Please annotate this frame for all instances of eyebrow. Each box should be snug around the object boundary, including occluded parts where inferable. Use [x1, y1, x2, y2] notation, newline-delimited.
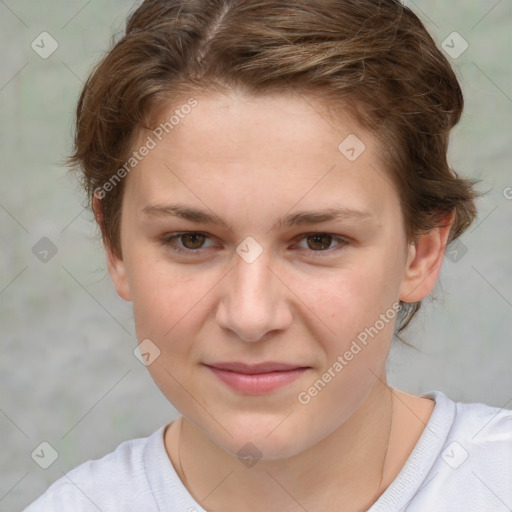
[278, 207, 373, 226]
[142, 203, 373, 231]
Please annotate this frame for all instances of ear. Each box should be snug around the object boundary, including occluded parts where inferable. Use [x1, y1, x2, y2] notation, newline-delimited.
[93, 196, 131, 302]
[399, 210, 456, 303]
[105, 243, 131, 302]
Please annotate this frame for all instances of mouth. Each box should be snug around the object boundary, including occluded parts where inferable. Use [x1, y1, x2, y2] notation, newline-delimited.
[203, 362, 311, 394]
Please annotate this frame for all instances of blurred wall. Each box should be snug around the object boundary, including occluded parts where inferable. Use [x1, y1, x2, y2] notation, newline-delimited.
[1, 1, 511, 509]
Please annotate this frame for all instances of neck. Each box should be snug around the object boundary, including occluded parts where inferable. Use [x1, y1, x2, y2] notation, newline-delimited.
[166, 380, 396, 512]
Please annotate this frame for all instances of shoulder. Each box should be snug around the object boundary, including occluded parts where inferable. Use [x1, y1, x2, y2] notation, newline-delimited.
[23, 427, 164, 512]
[450, 396, 512, 450]
[429, 391, 512, 465]
[424, 390, 512, 448]
[423, 392, 512, 506]
[449, 397, 512, 471]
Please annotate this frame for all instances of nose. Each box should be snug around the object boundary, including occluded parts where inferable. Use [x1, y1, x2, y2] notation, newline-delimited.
[215, 246, 293, 342]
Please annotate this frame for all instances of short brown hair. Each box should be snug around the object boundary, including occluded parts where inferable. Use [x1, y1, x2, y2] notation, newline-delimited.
[68, 0, 483, 340]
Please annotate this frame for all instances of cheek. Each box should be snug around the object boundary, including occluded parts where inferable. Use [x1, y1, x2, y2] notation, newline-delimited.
[303, 262, 395, 331]
[127, 262, 209, 407]
[126, 248, 224, 363]
[129, 269, 202, 340]
[122, 238, 192, 327]
[298, 278, 397, 420]
[304, 261, 399, 371]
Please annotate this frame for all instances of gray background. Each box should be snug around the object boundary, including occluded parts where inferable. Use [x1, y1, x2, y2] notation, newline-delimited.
[1, 1, 511, 510]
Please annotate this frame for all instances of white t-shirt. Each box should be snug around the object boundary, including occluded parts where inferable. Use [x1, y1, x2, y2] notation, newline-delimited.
[23, 390, 512, 511]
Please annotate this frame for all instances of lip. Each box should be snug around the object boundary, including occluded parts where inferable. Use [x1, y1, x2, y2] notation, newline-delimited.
[204, 362, 310, 394]
[206, 361, 308, 374]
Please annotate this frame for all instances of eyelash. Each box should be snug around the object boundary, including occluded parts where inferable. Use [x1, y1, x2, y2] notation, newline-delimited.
[159, 231, 350, 258]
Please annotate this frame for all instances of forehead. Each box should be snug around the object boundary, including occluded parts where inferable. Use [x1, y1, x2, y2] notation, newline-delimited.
[126, 90, 400, 223]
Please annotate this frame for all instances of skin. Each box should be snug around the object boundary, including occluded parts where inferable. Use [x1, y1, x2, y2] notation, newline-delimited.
[100, 89, 453, 511]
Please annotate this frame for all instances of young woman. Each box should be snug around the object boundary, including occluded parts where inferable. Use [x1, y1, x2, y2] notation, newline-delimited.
[24, 0, 511, 510]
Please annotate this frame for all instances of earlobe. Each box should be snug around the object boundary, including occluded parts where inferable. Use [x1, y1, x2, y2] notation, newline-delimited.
[399, 211, 455, 303]
[93, 196, 131, 302]
[105, 244, 132, 302]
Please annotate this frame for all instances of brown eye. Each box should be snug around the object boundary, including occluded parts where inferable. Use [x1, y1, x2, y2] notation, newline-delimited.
[305, 234, 334, 251]
[294, 233, 349, 257]
[160, 232, 215, 255]
[179, 233, 206, 249]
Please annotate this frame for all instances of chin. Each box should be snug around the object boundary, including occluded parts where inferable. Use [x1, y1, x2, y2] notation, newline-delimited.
[208, 414, 316, 462]
[223, 434, 308, 463]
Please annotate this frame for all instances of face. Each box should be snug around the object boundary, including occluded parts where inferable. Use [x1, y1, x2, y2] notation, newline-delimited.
[105, 90, 441, 460]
